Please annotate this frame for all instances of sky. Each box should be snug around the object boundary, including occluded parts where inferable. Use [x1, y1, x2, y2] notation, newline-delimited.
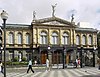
[0, 0, 100, 30]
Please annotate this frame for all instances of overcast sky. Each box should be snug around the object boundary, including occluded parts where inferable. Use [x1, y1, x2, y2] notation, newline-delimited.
[0, 0, 100, 29]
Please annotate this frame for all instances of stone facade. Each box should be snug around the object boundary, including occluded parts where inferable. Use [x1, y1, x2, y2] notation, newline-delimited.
[0, 16, 98, 66]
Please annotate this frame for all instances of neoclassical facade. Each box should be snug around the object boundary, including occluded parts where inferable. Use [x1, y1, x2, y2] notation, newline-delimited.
[0, 16, 98, 66]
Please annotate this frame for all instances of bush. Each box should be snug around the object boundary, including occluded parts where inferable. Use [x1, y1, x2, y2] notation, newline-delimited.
[22, 57, 27, 61]
[6, 61, 12, 65]
[13, 57, 18, 62]
[12, 62, 19, 65]
[6, 61, 28, 66]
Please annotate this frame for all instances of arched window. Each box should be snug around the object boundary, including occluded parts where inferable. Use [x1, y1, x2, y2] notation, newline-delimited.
[82, 35, 86, 45]
[88, 35, 92, 45]
[17, 33, 22, 44]
[40, 31, 47, 44]
[9, 32, 14, 44]
[76, 35, 80, 45]
[62, 32, 69, 45]
[52, 32, 58, 44]
[26, 33, 30, 44]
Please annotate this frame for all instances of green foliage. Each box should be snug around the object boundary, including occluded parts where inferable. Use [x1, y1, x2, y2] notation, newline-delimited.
[12, 62, 28, 65]
[13, 57, 18, 62]
[6, 61, 12, 65]
[22, 57, 27, 61]
[6, 61, 28, 65]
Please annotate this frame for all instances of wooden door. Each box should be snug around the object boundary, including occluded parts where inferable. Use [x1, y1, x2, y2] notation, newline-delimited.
[66, 53, 69, 64]
[53, 52, 60, 64]
[41, 53, 47, 64]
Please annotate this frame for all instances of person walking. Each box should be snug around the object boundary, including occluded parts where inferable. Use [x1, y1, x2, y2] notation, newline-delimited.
[0, 61, 3, 74]
[46, 58, 49, 71]
[78, 59, 80, 68]
[27, 59, 34, 73]
[75, 59, 78, 68]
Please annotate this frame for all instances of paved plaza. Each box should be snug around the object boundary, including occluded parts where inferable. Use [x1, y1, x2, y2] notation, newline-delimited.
[0, 67, 100, 77]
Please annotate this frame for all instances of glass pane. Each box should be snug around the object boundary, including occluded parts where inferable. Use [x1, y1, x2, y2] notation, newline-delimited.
[82, 35, 86, 45]
[26, 34, 30, 44]
[9, 33, 14, 44]
[18, 33, 22, 44]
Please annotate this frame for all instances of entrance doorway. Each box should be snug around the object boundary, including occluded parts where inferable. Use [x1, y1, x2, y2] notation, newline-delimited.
[41, 51, 47, 64]
[52, 51, 62, 64]
[66, 53, 70, 64]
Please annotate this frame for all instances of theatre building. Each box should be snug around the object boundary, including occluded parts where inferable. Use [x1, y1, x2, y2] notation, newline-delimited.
[0, 15, 98, 66]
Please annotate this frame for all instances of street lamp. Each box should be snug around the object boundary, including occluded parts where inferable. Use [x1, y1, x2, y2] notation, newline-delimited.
[93, 47, 96, 67]
[48, 46, 52, 69]
[48, 45, 51, 50]
[80, 47, 83, 68]
[63, 46, 66, 69]
[0, 47, 3, 60]
[0, 10, 8, 77]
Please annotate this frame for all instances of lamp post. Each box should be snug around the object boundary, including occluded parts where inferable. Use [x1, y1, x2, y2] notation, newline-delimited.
[83, 52, 86, 67]
[48, 46, 52, 69]
[0, 47, 3, 60]
[0, 48, 2, 60]
[93, 47, 96, 67]
[0, 10, 8, 77]
[80, 47, 83, 68]
[63, 46, 66, 69]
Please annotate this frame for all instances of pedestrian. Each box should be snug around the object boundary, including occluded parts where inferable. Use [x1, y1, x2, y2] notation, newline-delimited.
[0, 61, 3, 74]
[97, 58, 100, 70]
[27, 59, 34, 73]
[75, 59, 78, 68]
[78, 59, 80, 68]
[46, 58, 49, 71]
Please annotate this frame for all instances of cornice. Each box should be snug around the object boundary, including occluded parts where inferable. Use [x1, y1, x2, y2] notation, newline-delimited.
[75, 27, 98, 33]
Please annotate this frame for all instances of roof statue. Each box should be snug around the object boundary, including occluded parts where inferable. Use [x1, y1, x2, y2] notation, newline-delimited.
[71, 14, 74, 23]
[52, 3, 57, 17]
[33, 11, 36, 21]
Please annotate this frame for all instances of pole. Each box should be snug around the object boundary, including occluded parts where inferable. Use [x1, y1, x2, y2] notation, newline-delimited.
[48, 51, 52, 69]
[63, 47, 66, 69]
[3, 19, 6, 77]
[48, 46, 52, 70]
[63, 50, 64, 69]
[80, 47, 83, 68]
[93, 51, 95, 67]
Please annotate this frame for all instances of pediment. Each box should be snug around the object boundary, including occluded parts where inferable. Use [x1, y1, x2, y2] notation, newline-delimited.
[42, 20, 66, 25]
[32, 17, 73, 26]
